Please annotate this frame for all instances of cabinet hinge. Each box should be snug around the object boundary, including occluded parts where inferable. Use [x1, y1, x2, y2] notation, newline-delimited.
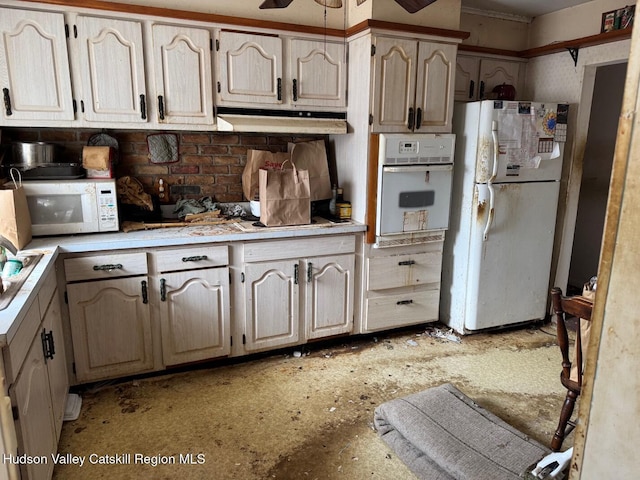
[371, 44, 376, 56]
[230, 336, 233, 347]
[229, 271, 232, 284]
[65, 24, 69, 38]
[11, 406, 18, 421]
[64, 291, 68, 304]
[369, 114, 373, 126]
[217, 82, 221, 94]
[242, 334, 246, 345]
[210, 38, 214, 51]
[72, 362, 76, 375]
[73, 25, 78, 39]
[72, 99, 77, 113]
[216, 39, 220, 51]
[241, 272, 245, 283]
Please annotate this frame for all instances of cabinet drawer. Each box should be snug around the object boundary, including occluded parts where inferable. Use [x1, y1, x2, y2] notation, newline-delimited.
[64, 253, 148, 282]
[244, 235, 355, 262]
[154, 246, 229, 272]
[368, 251, 442, 290]
[365, 289, 440, 332]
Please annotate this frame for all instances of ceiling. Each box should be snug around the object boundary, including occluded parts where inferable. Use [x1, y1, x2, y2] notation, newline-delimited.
[460, 0, 594, 19]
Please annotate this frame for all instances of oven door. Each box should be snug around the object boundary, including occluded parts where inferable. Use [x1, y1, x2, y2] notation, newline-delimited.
[377, 164, 453, 236]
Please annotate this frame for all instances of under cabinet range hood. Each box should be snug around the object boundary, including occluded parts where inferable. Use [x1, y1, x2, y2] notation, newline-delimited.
[215, 108, 348, 134]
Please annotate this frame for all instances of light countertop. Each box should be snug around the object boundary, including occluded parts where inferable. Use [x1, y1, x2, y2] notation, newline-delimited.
[0, 218, 365, 346]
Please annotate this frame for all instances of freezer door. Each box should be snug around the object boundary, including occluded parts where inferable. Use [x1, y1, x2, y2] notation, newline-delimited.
[475, 101, 564, 183]
[464, 181, 560, 331]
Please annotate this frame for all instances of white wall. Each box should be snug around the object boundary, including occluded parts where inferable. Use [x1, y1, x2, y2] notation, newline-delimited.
[528, 0, 637, 48]
[459, 13, 529, 50]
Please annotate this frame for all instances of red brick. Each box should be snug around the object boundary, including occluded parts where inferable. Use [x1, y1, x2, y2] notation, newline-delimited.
[212, 134, 240, 144]
[213, 156, 241, 165]
[135, 165, 169, 175]
[182, 133, 211, 144]
[201, 145, 229, 155]
[183, 155, 213, 165]
[171, 165, 199, 174]
[240, 136, 268, 146]
[201, 165, 230, 175]
[215, 174, 241, 184]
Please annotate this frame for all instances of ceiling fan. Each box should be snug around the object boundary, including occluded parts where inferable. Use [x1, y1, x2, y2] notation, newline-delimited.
[259, 0, 438, 14]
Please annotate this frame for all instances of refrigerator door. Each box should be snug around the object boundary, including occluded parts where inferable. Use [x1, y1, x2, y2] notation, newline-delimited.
[475, 100, 564, 184]
[463, 180, 560, 331]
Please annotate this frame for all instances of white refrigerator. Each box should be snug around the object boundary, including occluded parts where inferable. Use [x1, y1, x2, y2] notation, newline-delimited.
[440, 100, 569, 334]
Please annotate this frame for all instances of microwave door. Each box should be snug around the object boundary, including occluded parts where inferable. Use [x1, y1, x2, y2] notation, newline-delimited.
[377, 164, 453, 236]
[27, 189, 100, 236]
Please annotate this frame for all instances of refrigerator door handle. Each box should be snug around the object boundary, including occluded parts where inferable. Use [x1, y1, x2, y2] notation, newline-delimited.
[483, 122, 500, 241]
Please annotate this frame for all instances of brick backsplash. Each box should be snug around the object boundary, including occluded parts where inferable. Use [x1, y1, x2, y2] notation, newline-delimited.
[1, 128, 326, 203]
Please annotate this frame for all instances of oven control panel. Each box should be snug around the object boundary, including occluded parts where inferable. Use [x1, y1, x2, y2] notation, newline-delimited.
[381, 133, 455, 166]
[398, 140, 419, 155]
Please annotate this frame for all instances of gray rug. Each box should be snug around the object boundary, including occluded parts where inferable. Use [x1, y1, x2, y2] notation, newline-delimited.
[374, 383, 550, 480]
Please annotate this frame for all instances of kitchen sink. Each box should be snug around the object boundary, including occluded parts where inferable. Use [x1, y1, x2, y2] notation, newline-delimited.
[0, 254, 43, 311]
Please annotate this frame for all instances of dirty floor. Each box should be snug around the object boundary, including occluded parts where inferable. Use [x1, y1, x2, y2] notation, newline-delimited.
[54, 322, 572, 480]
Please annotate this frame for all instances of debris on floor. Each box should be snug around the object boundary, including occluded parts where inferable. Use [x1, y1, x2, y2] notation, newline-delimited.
[424, 326, 462, 343]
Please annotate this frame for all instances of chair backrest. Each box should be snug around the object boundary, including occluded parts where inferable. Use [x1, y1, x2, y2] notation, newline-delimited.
[550, 287, 594, 390]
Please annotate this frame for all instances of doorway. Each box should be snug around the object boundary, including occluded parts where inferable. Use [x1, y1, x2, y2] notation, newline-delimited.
[567, 62, 628, 293]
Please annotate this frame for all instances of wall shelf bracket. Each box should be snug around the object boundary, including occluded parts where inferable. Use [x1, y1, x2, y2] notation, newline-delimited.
[567, 47, 579, 66]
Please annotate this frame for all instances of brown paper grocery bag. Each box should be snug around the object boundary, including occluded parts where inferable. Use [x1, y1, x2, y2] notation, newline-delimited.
[0, 169, 32, 250]
[242, 150, 291, 201]
[288, 140, 332, 201]
[259, 162, 310, 226]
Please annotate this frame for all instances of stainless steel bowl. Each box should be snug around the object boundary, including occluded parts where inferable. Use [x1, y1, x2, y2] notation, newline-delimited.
[11, 142, 59, 167]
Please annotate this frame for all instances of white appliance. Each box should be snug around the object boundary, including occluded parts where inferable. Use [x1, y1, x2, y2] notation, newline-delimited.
[22, 179, 119, 236]
[441, 100, 569, 333]
[375, 133, 455, 246]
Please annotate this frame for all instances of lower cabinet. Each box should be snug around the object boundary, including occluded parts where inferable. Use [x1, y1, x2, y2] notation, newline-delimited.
[362, 240, 444, 333]
[241, 237, 356, 353]
[6, 269, 69, 480]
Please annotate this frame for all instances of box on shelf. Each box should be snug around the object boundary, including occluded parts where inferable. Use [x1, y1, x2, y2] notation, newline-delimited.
[82, 146, 114, 179]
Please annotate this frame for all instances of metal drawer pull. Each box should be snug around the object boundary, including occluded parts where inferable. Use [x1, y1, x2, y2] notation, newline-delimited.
[93, 263, 123, 271]
[3, 88, 12, 116]
[160, 278, 166, 302]
[307, 262, 313, 282]
[141, 280, 148, 304]
[396, 299, 414, 305]
[294, 264, 299, 285]
[398, 260, 416, 266]
[41, 328, 55, 361]
[182, 255, 208, 262]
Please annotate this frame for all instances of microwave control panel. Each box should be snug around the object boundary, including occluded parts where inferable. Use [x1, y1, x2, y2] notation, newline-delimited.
[97, 183, 119, 231]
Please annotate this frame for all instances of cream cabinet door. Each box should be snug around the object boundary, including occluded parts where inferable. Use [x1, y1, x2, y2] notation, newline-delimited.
[42, 291, 69, 440]
[67, 276, 153, 382]
[289, 38, 346, 108]
[414, 41, 456, 132]
[477, 58, 522, 100]
[76, 16, 148, 123]
[11, 332, 56, 480]
[0, 8, 74, 122]
[454, 55, 480, 101]
[151, 24, 214, 125]
[216, 31, 283, 106]
[243, 260, 299, 352]
[306, 254, 354, 340]
[371, 36, 417, 132]
[157, 268, 230, 366]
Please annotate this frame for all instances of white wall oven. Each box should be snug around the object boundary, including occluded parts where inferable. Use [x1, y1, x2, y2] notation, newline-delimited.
[375, 134, 455, 246]
[22, 179, 119, 236]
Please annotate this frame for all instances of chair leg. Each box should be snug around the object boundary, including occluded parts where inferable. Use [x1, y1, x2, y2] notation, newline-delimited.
[551, 390, 579, 451]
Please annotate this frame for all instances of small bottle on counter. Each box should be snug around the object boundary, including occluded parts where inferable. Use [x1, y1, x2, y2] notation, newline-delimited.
[329, 185, 338, 216]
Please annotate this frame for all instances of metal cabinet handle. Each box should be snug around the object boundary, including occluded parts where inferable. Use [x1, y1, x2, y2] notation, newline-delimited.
[160, 278, 166, 302]
[158, 95, 165, 120]
[292, 79, 298, 102]
[277, 78, 282, 101]
[416, 108, 423, 130]
[182, 255, 208, 262]
[398, 260, 416, 266]
[3, 88, 12, 116]
[142, 280, 149, 304]
[140, 94, 147, 119]
[41, 328, 55, 362]
[93, 264, 123, 271]
[307, 262, 312, 282]
[294, 264, 299, 285]
[469, 80, 475, 99]
[408, 107, 415, 130]
[396, 299, 414, 305]
[479, 81, 485, 100]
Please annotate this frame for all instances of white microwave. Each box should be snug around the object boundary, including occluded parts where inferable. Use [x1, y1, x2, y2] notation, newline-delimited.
[22, 179, 119, 236]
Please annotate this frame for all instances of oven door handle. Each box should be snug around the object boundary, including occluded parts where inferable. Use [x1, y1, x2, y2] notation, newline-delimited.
[382, 164, 452, 173]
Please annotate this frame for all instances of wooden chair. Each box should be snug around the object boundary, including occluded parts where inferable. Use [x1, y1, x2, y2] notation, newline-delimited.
[550, 286, 594, 451]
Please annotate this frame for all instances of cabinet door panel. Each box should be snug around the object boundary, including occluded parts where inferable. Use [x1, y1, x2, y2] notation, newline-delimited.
[289, 38, 345, 108]
[478, 59, 520, 100]
[372, 37, 416, 132]
[454, 55, 480, 101]
[0, 8, 74, 122]
[77, 16, 147, 123]
[415, 42, 455, 132]
[151, 24, 213, 124]
[159, 268, 230, 365]
[217, 31, 282, 106]
[306, 254, 354, 339]
[67, 277, 153, 382]
[244, 261, 299, 352]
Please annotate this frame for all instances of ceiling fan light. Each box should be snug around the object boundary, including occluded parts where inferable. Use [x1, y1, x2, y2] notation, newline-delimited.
[314, 0, 343, 8]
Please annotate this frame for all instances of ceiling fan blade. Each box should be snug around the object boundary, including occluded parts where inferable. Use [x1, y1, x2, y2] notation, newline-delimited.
[394, 0, 438, 13]
[259, 0, 295, 9]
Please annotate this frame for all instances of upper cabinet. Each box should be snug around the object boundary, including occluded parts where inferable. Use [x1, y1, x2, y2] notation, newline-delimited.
[75, 16, 148, 123]
[0, 8, 74, 123]
[371, 36, 456, 133]
[150, 24, 214, 125]
[454, 54, 526, 102]
[216, 30, 346, 110]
